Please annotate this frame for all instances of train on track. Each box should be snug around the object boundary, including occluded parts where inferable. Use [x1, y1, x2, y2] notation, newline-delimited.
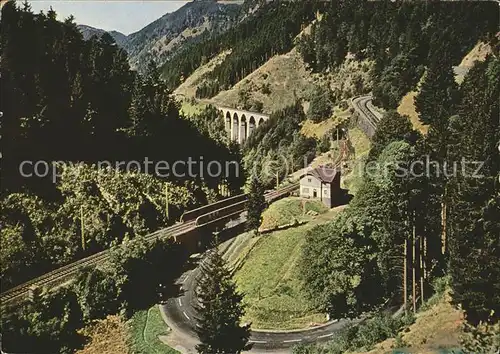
[181, 193, 247, 223]
[194, 182, 299, 227]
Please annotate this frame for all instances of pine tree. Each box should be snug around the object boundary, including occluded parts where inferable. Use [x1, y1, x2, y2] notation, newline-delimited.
[415, 43, 459, 160]
[447, 57, 500, 326]
[413, 46, 460, 271]
[308, 85, 333, 123]
[246, 177, 266, 233]
[195, 246, 250, 354]
[368, 111, 415, 160]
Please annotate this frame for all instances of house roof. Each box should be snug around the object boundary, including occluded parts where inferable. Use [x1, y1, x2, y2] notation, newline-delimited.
[304, 167, 339, 183]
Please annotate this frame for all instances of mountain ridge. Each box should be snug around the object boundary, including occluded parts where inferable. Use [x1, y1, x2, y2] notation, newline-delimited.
[77, 24, 128, 47]
[77, 0, 242, 73]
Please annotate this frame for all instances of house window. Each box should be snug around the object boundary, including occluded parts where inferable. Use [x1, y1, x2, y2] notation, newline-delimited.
[308, 178, 312, 183]
[324, 189, 328, 194]
[302, 188, 309, 193]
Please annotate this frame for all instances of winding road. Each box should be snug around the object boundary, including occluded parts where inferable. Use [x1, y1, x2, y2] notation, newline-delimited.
[160, 95, 382, 352]
[1, 95, 382, 352]
[161, 249, 362, 352]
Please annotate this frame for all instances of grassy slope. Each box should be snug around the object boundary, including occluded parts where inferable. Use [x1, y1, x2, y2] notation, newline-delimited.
[174, 21, 317, 114]
[398, 91, 428, 136]
[301, 106, 352, 139]
[234, 224, 326, 330]
[454, 41, 492, 84]
[233, 208, 343, 330]
[128, 306, 179, 354]
[364, 293, 462, 354]
[179, 100, 206, 117]
[223, 230, 260, 270]
[210, 47, 315, 113]
[174, 50, 232, 100]
[208, 52, 373, 116]
[173, 29, 373, 146]
[260, 196, 328, 230]
[340, 127, 371, 192]
[288, 124, 371, 195]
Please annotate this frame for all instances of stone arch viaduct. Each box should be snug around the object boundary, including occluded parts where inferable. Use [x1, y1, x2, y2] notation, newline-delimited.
[218, 107, 270, 144]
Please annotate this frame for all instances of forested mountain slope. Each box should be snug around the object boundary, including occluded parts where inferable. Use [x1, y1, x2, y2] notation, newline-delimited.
[125, 0, 241, 72]
[0, 1, 243, 290]
[77, 1, 242, 73]
[171, 0, 497, 111]
[210, 47, 314, 113]
[397, 39, 495, 135]
[166, 1, 499, 352]
[77, 24, 128, 47]
[161, 1, 317, 92]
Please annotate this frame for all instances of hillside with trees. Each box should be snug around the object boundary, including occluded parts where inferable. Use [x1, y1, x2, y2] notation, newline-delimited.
[243, 103, 322, 187]
[76, 1, 242, 74]
[297, 53, 499, 354]
[161, 1, 317, 96]
[0, 1, 243, 290]
[297, 0, 498, 110]
[125, 0, 241, 73]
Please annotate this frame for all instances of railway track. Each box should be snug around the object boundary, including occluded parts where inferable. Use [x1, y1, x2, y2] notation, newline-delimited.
[0, 221, 196, 306]
[194, 182, 299, 226]
[357, 96, 380, 128]
[264, 182, 299, 201]
[351, 95, 383, 137]
[0, 183, 299, 306]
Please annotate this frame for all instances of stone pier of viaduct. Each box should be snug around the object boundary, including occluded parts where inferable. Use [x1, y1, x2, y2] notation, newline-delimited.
[218, 107, 270, 144]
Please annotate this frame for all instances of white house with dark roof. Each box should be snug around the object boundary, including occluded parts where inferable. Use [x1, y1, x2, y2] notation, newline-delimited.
[299, 167, 341, 208]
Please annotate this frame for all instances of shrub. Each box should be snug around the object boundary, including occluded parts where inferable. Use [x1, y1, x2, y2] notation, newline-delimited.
[460, 321, 500, 353]
[250, 99, 264, 113]
[292, 313, 416, 354]
[261, 82, 271, 95]
[1, 288, 85, 354]
[308, 85, 333, 123]
[74, 267, 120, 322]
[317, 134, 331, 153]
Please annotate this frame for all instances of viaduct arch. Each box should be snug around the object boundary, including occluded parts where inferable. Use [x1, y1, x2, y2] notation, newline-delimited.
[218, 107, 270, 144]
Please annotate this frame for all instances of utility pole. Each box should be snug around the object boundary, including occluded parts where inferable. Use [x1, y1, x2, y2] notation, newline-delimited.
[403, 236, 408, 315]
[412, 218, 417, 314]
[80, 205, 85, 251]
[420, 235, 425, 306]
[165, 182, 169, 221]
[276, 172, 279, 190]
[442, 186, 448, 257]
[423, 235, 427, 279]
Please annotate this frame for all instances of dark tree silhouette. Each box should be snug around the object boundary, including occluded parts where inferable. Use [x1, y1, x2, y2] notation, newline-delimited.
[195, 245, 250, 354]
[246, 177, 266, 233]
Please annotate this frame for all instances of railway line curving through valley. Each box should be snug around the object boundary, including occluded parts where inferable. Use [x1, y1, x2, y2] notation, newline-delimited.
[0, 184, 298, 306]
[1, 96, 382, 351]
[160, 95, 383, 352]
